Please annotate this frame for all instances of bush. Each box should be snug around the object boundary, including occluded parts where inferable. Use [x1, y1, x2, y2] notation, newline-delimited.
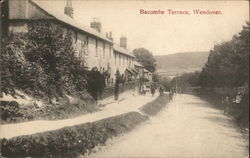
[1, 112, 148, 157]
[0, 95, 98, 124]
[1, 21, 89, 100]
[0, 101, 23, 121]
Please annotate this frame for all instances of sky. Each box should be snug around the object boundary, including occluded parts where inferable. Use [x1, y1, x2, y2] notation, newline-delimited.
[48, 0, 249, 55]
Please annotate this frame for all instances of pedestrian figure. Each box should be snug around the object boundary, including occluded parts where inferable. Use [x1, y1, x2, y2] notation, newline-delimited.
[114, 81, 119, 100]
[159, 85, 164, 96]
[150, 84, 155, 97]
[142, 84, 147, 95]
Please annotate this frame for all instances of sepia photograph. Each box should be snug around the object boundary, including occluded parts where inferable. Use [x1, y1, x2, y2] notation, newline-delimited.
[0, 0, 249, 157]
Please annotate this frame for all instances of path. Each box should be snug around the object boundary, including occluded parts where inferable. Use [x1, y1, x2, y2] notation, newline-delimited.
[0, 90, 158, 139]
[90, 94, 249, 158]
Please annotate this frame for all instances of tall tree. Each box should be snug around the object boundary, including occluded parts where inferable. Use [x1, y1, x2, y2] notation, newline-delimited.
[200, 21, 249, 88]
[133, 48, 156, 72]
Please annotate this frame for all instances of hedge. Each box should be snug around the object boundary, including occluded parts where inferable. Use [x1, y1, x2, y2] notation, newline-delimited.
[139, 93, 169, 116]
[1, 112, 148, 157]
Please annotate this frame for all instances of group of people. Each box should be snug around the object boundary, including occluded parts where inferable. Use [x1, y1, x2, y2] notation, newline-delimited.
[138, 83, 156, 96]
[138, 83, 168, 97]
[222, 91, 243, 115]
[88, 68, 175, 103]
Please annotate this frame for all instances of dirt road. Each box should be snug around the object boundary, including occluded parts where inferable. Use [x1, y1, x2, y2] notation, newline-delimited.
[90, 94, 249, 158]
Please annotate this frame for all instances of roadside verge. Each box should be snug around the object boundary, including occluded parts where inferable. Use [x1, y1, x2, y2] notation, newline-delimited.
[1, 94, 169, 157]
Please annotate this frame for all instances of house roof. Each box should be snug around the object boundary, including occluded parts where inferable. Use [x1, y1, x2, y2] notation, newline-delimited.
[113, 44, 135, 58]
[31, 0, 112, 43]
[126, 68, 138, 74]
[134, 61, 144, 68]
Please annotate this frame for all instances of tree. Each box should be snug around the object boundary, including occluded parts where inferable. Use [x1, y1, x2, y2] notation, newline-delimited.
[133, 48, 156, 72]
[168, 71, 201, 90]
[200, 21, 249, 88]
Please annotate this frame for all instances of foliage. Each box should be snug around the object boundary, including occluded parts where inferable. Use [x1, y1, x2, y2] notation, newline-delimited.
[152, 72, 160, 83]
[1, 112, 148, 157]
[158, 76, 172, 91]
[1, 21, 89, 100]
[133, 48, 157, 72]
[200, 22, 249, 88]
[197, 22, 249, 128]
[168, 71, 201, 90]
[0, 97, 98, 123]
[0, 101, 23, 121]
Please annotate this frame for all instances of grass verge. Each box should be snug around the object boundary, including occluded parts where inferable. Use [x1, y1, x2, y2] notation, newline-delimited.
[139, 93, 169, 116]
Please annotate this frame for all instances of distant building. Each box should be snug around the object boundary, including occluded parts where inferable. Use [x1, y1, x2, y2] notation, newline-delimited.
[134, 61, 144, 78]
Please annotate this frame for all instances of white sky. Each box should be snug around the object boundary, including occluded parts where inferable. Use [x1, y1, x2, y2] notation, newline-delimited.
[48, 0, 249, 55]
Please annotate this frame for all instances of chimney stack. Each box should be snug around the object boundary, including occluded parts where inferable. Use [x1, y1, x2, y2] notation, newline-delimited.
[109, 32, 113, 41]
[90, 20, 102, 33]
[64, 0, 73, 18]
[120, 36, 127, 49]
[106, 32, 113, 41]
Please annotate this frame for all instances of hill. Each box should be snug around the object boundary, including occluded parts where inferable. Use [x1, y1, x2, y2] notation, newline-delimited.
[155, 52, 210, 77]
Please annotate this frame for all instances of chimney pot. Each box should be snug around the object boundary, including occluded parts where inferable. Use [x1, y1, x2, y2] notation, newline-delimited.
[107, 32, 113, 41]
[90, 21, 102, 32]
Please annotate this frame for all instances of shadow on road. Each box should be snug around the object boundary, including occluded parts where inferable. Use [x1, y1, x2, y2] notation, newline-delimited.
[201, 115, 235, 129]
